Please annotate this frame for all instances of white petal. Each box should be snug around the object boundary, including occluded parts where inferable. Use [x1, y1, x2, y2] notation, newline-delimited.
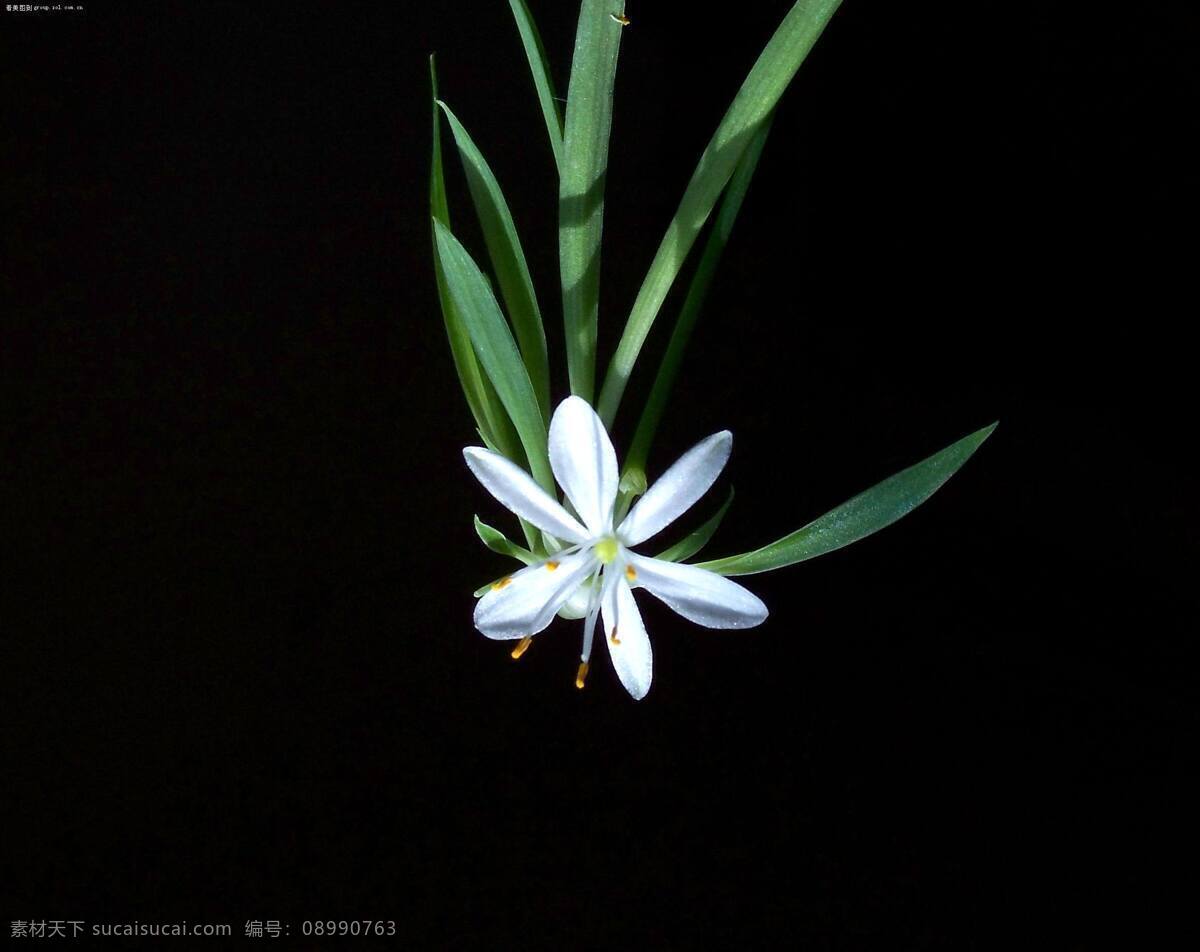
[464, 446, 589, 544]
[601, 575, 653, 701]
[617, 431, 732, 546]
[627, 554, 767, 629]
[474, 550, 598, 640]
[548, 396, 619, 536]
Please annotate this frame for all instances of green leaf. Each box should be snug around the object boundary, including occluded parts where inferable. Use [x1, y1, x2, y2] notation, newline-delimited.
[430, 55, 501, 445]
[430, 56, 450, 223]
[508, 0, 564, 174]
[623, 115, 773, 481]
[438, 100, 551, 421]
[475, 515, 539, 565]
[433, 218, 556, 496]
[597, 0, 843, 425]
[696, 423, 997, 576]
[654, 487, 735, 563]
[558, 0, 626, 402]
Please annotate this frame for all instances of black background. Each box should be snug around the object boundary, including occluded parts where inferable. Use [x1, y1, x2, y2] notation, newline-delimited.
[4, 0, 1196, 946]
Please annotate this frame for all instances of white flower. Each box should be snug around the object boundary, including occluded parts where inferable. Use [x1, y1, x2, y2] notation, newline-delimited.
[464, 396, 767, 700]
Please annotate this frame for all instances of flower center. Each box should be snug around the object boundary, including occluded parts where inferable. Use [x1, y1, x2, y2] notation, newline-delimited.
[593, 537, 620, 564]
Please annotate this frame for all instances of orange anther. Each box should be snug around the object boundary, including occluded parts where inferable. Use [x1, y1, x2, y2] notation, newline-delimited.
[511, 636, 533, 660]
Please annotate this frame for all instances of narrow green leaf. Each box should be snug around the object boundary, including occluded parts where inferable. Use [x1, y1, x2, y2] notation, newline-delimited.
[430, 55, 498, 443]
[475, 515, 539, 565]
[433, 218, 556, 496]
[654, 487, 735, 563]
[559, 0, 626, 401]
[597, 0, 843, 425]
[430, 55, 450, 223]
[508, 0, 564, 173]
[623, 115, 773, 482]
[696, 423, 997, 576]
[438, 100, 552, 422]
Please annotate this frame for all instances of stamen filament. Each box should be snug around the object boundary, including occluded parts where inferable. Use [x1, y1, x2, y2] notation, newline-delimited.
[580, 567, 604, 663]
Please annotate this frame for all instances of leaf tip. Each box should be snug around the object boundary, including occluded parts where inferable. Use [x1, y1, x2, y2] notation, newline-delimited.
[975, 420, 999, 445]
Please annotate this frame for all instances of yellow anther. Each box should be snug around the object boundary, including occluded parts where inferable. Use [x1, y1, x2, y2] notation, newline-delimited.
[610, 12, 630, 26]
[575, 662, 589, 689]
[511, 636, 533, 660]
[545, 560, 560, 571]
[625, 564, 637, 581]
[491, 576, 513, 591]
[609, 626, 621, 645]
